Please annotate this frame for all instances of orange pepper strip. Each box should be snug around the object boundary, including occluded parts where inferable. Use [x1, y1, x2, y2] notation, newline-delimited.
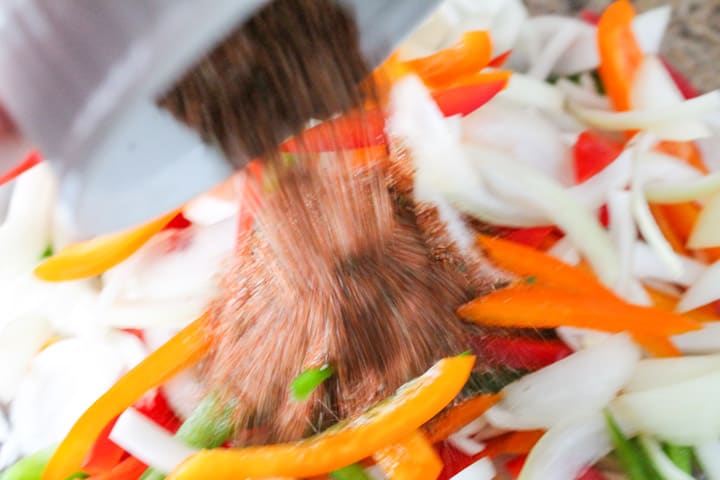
[648, 287, 720, 323]
[484, 430, 545, 457]
[653, 202, 720, 261]
[167, 356, 475, 480]
[649, 204, 690, 255]
[373, 430, 443, 480]
[43, 316, 210, 480]
[457, 284, 701, 337]
[35, 209, 179, 282]
[657, 140, 708, 173]
[476, 235, 616, 299]
[632, 334, 682, 357]
[597, 0, 644, 112]
[424, 393, 502, 444]
[406, 31, 493, 88]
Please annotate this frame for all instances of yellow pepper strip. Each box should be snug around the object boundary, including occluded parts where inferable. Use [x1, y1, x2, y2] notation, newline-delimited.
[35, 209, 179, 282]
[43, 316, 210, 480]
[167, 355, 475, 480]
[373, 430, 443, 480]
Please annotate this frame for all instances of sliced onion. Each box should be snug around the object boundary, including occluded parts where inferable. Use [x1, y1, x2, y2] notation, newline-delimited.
[463, 144, 621, 287]
[110, 408, 198, 474]
[689, 192, 720, 248]
[0, 163, 55, 277]
[518, 412, 613, 480]
[631, 241, 705, 288]
[624, 355, 720, 393]
[695, 441, 720, 480]
[556, 79, 611, 110]
[526, 22, 587, 80]
[569, 90, 720, 137]
[448, 416, 487, 456]
[485, 334, 640, 430]
[547, 237, 581, 266]
[101, 298, 208, 330]
[183, 195, 238, 226]
[607, 191, 636, 297]
[630, 55, 711, 141]
[569, 149, 633, 212]
[555, 327, 611, 352]
[632, 6, 672, 55]
[611, 369, 720, 444]
[10, 333, 145, 456]
[673, 322, 720, 354]
[0, 408, 8, 443]
[450, 457, 496, 480]
[638, 435, 695, 480]
[677, 260, 720, 312]
[461, 100, 573, 185]
[497, 72, 567, 112]
[0, 314, 53, 403]
[645, 171, 720, 203]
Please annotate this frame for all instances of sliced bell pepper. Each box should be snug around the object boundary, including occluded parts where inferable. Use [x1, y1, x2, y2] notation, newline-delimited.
[660, 58, 700, 100]
[134, 389, 182, 434]
[457, 284, 701, 337]
[424, 393, 501, 443]
[488, 50, 512, 68]
[597, 0, 644, 112]
[479, 336, 573, 371]
[35, 209, 180, 282]
[484, 430, 545, 458]
[280, 110, 387, 153]
[432, 79, 508, 117]
[161, 212, 191, 231]
[496, 226, 555, 249]
[476, 235, 617, 299]
[573, 131, 624, 183]
[0, 150, 42, 186]
[43, 316, 210, 480]
[373, 430, 443, 480]
[166, 355, 475, 480]
[81, 418, 125, 475]
[87, 457, 148, 480]
[406, 31, 493, 88]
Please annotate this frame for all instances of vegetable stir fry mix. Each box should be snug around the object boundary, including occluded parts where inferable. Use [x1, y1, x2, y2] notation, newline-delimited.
[2, 0, 720, 479]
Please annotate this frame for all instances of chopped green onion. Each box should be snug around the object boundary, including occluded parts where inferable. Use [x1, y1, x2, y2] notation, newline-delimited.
[605, 411, 659, 480]
[458, 350, 473, 357]
[525, 276, 538, 284]
[0, 446, 55, 480]
[663, 442, 694, 475]
[330, 463, 372, 480]
[291, 365, 334, 401]
[139, 395, 234, 480]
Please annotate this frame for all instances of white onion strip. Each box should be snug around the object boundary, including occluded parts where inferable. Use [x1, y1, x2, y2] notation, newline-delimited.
[450, 457, 496, 480]
[569, 90, 720, 133]
[645, 171, 720, 203]
[110, 408, 198, 474]
[696, 441, 720, 480]
[638, 435, 695, 480]
[689, 192, 720, 249]
[677, 260, 720, 312]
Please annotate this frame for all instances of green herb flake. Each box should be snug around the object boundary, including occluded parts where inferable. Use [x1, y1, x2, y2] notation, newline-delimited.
[291, 365, 334, 401]
[458, 350, 473, 357]
[525, 276, 538, 284]
[40, 245, 53, 260]
[330, 463, 372, 480]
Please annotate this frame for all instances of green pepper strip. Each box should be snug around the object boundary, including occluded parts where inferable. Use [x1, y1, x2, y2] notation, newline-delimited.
[330, 463, 372, 480]
[139, 395, 234, 480]
[604, 411, 659, 480]
[663, 443, 694, 475]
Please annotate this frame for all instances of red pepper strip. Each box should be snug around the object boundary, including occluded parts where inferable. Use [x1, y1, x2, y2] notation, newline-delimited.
[435, 443, 486, 480]
[280, 110, 387, 153]
[579, 9, 601, 24]
[478, 336, 573, 371]
[406, 31, 493, 88]
[432, 79, 507, 117]
[573, 131, 624, 183]
[498, 226, 556, 249]
[43, 316, 210, 480]
[81, 418, 125, 475]
[0, 149, 41, 185]
[488, 50, 512, 68]
[86, 457, 148, 480]
[134, 389, 182, 434]
[161, 212, 192, 231]
[661, 58, 700, 99]
[597, 0, 644, 112]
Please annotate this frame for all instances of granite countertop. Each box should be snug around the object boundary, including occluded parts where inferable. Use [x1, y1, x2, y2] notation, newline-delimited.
[525, 0, 720, 92]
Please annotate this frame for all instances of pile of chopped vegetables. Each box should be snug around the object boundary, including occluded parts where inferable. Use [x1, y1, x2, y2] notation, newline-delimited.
[2, 0, 720, 479]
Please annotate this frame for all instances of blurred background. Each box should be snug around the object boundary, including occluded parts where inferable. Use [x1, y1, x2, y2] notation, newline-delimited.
[526, 0, 719, 91]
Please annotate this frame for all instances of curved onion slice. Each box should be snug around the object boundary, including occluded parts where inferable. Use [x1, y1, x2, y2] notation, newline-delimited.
[0, 315, 53, 403]
[632, 241, 705, 288]
[677, 260, 720, 312]
[696, 441, 720, 480]
[10, 334, 146, 456]
[611, 369, 720, 445]
[624, 355, 720, 392]
[644, 171, 720, 203]
[485, 334, 640, 430]
[569, 149, 633, 212]
[110, 408, 198, 474]
[451, 457, 496, 480]
[518, 412, 613, 480]
[630, 55, 711, 141]
[632, 6, 672, 55]
[689, 193, 720, 249]
[463, 144, 621, 287]
[569, 90, 720, 137]
[497, 72, 566, 112]
[638, 435, 695, 480]
[673, 322, 720, 354]
[461, 100, 573, 185]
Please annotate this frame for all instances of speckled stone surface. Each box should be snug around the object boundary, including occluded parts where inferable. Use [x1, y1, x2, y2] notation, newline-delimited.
[524, 0, 720, 92]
